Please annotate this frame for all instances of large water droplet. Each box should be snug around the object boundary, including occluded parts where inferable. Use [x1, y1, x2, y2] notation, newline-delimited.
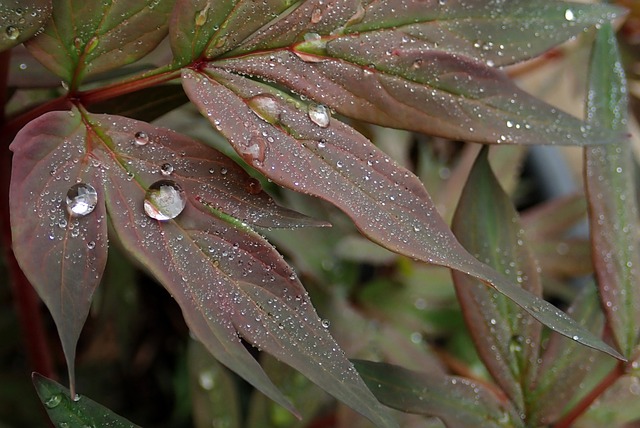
[5, 25, 19, 40]
[134, 131, 150, 146]
[160, 163, 174, 176]
[144, 180, 186, 221]
[564, 9, 575, 21]
[44, 394, 62, 408]
[248, 94, 282, 124]
[308, 103, 330, 128]
[65, 183, 98, 217]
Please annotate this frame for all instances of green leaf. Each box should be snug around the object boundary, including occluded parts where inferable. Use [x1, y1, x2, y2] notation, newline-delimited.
[25, 0, 174, 88]
[528, 285, 607, 426]
[184, 68, 623, 360]
[32, 373, 140, 427]
[0, 0, 52, 53]
[353, 360, 523, 428]
[585, 23, 640, 357]
[451, 147, 542, 411]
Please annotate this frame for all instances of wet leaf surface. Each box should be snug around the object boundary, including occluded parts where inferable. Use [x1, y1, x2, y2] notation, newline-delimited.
[354, 360, 523, 428]
[0, 0, 52, 53]
[451, 148, 542, 411]
[32, 373, 139, 427]
[10, 108, 395, 427]
[585, 23, 640, 357]
[25, 0, 174, 86]
[184, 67, 623, 360]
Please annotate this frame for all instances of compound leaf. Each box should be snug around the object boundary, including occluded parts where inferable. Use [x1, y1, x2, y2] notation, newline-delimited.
[25, 0, 174, 88]
[451, 148, 542, 411]
[585, 23, 640, 357]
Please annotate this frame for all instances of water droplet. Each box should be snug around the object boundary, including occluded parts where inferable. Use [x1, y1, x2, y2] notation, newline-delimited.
[245, 177, 262, 194]
[248, 94, 282, 124]
[144, 180, 187, 221]
[564, 9, 575, 21]
[310, 8, 323, 24]
[5, 25, 19, 40]
[65, 183, 98, 217]
[240, 135, 267, 166]
[321, 319, 330, 328]
[308, 103, 330, 128]
[44, 394, 62, 408]
[87, 241, 96, 250]
[160, 163, 174, 176]
[195, 3, 210, 26]
[134, 131, 149, 146]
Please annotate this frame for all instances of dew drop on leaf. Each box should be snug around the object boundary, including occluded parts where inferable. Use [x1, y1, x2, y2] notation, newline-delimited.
[65, 183, 98, 217]
[245, 177, 262, 194]
[5, 25, 19, 40]
[160, 163, 174, 176]
[321, 319, 330, 328]
[143, 180, 186, 221]
[308, 103, 330, 128]
[564, 9, 576, 21]
[44, 394, 62, 408]
[134, 131, 150, 146]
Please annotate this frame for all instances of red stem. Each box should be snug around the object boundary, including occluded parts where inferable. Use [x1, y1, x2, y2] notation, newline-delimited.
[553, 360, 626, 428]
[0, 51, 56, 380]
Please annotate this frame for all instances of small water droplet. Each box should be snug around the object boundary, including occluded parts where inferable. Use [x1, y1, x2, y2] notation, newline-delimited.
[160, 163, 174, 176]
[310, 8, 323, 24]
[308, 103, 330, 128]
[134, 131, 150, 146]
[564, 9, 575, 21]
[65, 183, 98, 217]
[44, 394, 62, 408]
[144, 180, 187, 221]
[321, 319, 330, 328]
[245, 177, 262, 194]
[87, 241, 96, 250]
[5, 25, 19, 40]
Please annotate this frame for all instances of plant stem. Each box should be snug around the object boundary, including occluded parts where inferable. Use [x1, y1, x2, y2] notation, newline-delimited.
[0, 50, 56, 380]
[553, 360, 626, 428]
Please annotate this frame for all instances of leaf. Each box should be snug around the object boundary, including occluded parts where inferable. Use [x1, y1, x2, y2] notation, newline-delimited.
[25, 0, 174, 87]
[528, 285, 607, 426]
[10, 108, 396, 427]
[32, 372, 139, 427]
[521, 194, 588, 239]
[0, 0, 52, 53]
[585, 23, 640, 357]
[353, 360, 523, 428]
[183, 68, 623, 360]
[10, 110, 109, 395]
[451, 147, 542, 411]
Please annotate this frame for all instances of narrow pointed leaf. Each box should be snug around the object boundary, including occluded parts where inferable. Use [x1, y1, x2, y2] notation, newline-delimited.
[528, 285, 606, 426]
[585, 23, 640, 357]
[353, 360, 523, 428]
[521, 194, 588, 239]
[10, 111, 110, 394]
[183, 68, 623, 360]
[0, 0, 52, 52]
[451, 148, 542, 411]
[25, 0, 174, 86]
[32, 373, 139, 427]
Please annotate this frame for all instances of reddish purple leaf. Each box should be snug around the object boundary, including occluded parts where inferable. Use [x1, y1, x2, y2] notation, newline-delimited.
[0, 0, 52, 52]
[26, 0, 173, 87]
[585, 23, 640, 357]
[183, 68, 623, 359]
[451, 148, 542, 411]
[10, 109, 395, 427]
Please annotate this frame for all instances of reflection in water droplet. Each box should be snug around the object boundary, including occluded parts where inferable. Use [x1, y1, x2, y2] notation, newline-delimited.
[308, 103, 330, 128]
[44, 394, 62, 408]
[245, 177, 262, 194]
[240, 135, 267, 166]
[144, 180, 186, 221]
[248, 94, 282, 124]
[134, 131, 149, 146]
[87, 241, 96, 250]
[5, 25, 19, 40]
[65, 183, 98, 217]
[160, 163, 174, 176]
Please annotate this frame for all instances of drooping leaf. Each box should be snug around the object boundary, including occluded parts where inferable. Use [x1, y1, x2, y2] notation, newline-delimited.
[451, 147, 542, 411]
[353, 360, 523, 428]
[10, 108, 396, 427]
[183, 68, 623, 360]
[528, 285, 607, 426]
[0, 0, 52, 53]
[10, 110, 110, 395]
[32, 372, 139, 427]
[585, 23, 640, 357]
[25, 0, 174, 88]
